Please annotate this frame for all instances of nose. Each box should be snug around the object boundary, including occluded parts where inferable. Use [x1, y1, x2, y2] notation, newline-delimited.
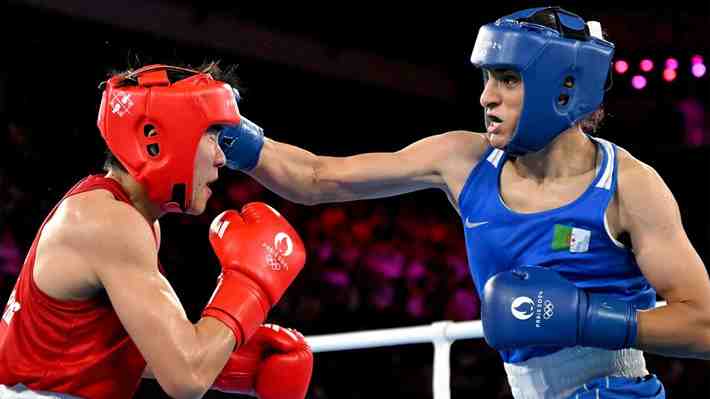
[479, 78, 501, 110]
[214, 138, 226, 168]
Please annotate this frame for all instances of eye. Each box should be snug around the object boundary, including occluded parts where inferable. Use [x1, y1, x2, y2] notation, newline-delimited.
[207, 130, 220, 142]
[501, 74, 520, 86]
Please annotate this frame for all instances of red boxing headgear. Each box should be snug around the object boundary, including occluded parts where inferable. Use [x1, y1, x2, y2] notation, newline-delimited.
[97, 64, 241, 212]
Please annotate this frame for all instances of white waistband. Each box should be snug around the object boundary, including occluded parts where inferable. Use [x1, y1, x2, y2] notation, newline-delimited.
[503, 347, 648, 399]
[0, 385, 82, 399]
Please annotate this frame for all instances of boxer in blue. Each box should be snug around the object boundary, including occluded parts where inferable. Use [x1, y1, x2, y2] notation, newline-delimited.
[218, 7, 710, 398]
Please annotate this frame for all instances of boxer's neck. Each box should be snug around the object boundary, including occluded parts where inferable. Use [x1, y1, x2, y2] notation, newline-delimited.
[512, 126, 597, 183]
[105, 170, 163, 222]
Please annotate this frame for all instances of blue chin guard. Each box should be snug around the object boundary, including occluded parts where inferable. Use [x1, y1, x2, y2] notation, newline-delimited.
[470, 7, 615, 156]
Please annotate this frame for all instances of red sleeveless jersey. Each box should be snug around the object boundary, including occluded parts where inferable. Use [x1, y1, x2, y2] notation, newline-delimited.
[0, 175, 151, 398]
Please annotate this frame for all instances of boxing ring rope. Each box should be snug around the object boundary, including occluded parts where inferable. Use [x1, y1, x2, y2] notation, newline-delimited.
[304, 301, 667, 399]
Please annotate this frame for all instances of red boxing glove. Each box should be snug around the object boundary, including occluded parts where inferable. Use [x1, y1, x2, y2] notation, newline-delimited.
[203, 203, 306, 346]
[213, 324, 314, 399]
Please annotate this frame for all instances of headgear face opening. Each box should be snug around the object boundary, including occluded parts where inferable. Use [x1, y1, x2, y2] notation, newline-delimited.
[97, 64, 241, 213]
[470, 7, 615, 155]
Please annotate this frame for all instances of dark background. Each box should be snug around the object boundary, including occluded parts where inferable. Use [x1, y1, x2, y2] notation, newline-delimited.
[1, 1, 709, 397]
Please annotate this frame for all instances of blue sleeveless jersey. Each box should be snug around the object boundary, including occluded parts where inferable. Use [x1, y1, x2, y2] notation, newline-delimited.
[458, 137, 656, 363]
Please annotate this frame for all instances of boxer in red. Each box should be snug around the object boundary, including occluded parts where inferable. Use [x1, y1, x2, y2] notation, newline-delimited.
[0, 64, 313, 399]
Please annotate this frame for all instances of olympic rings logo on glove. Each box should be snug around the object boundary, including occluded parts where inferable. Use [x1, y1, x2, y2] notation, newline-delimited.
[263, 232, 294, 271]
[543, 300, 555, 320]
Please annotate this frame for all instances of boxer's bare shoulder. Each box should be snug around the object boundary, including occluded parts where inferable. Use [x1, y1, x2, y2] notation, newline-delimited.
[435, 130, 490, 208]
[33, 189, 157, 301]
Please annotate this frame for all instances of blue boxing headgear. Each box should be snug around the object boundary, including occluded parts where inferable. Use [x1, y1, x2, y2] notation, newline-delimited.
[470, 7, 615, 155]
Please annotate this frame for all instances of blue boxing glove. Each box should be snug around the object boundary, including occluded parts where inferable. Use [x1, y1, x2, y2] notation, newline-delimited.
[219, 116, 265, 171]
[482, 266, 638, 351]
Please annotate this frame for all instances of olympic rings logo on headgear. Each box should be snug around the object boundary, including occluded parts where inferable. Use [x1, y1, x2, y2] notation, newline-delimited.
[97, 64, 242, 213]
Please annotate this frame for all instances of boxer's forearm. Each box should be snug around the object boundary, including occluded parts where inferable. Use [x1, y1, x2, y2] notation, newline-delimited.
[149, 318, 235, 399]
[636, 301, 710, 359]
[188, 317, 237, 391]
[250, 136, 445, 205]
[248, 138, 322, 205]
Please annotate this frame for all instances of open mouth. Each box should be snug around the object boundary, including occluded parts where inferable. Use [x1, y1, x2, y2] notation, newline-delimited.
[487, 115, 503, 133]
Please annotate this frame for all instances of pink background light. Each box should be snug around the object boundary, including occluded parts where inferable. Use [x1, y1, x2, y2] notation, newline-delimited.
[692, 63, 707, 78]
[631, 75, 647, 89]
[663, 69, 677, 82]
[640, 59, 654, 72]
[665, 58, 679, 70]
[614, 60, 629, 74]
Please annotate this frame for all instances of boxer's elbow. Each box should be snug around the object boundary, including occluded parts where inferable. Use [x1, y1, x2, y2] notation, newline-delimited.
[159, 370, 209, 399]
[154, 351, 211, 399]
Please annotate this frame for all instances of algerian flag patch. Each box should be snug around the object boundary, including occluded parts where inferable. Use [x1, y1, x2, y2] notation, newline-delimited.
[551, 224, 591, 253]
